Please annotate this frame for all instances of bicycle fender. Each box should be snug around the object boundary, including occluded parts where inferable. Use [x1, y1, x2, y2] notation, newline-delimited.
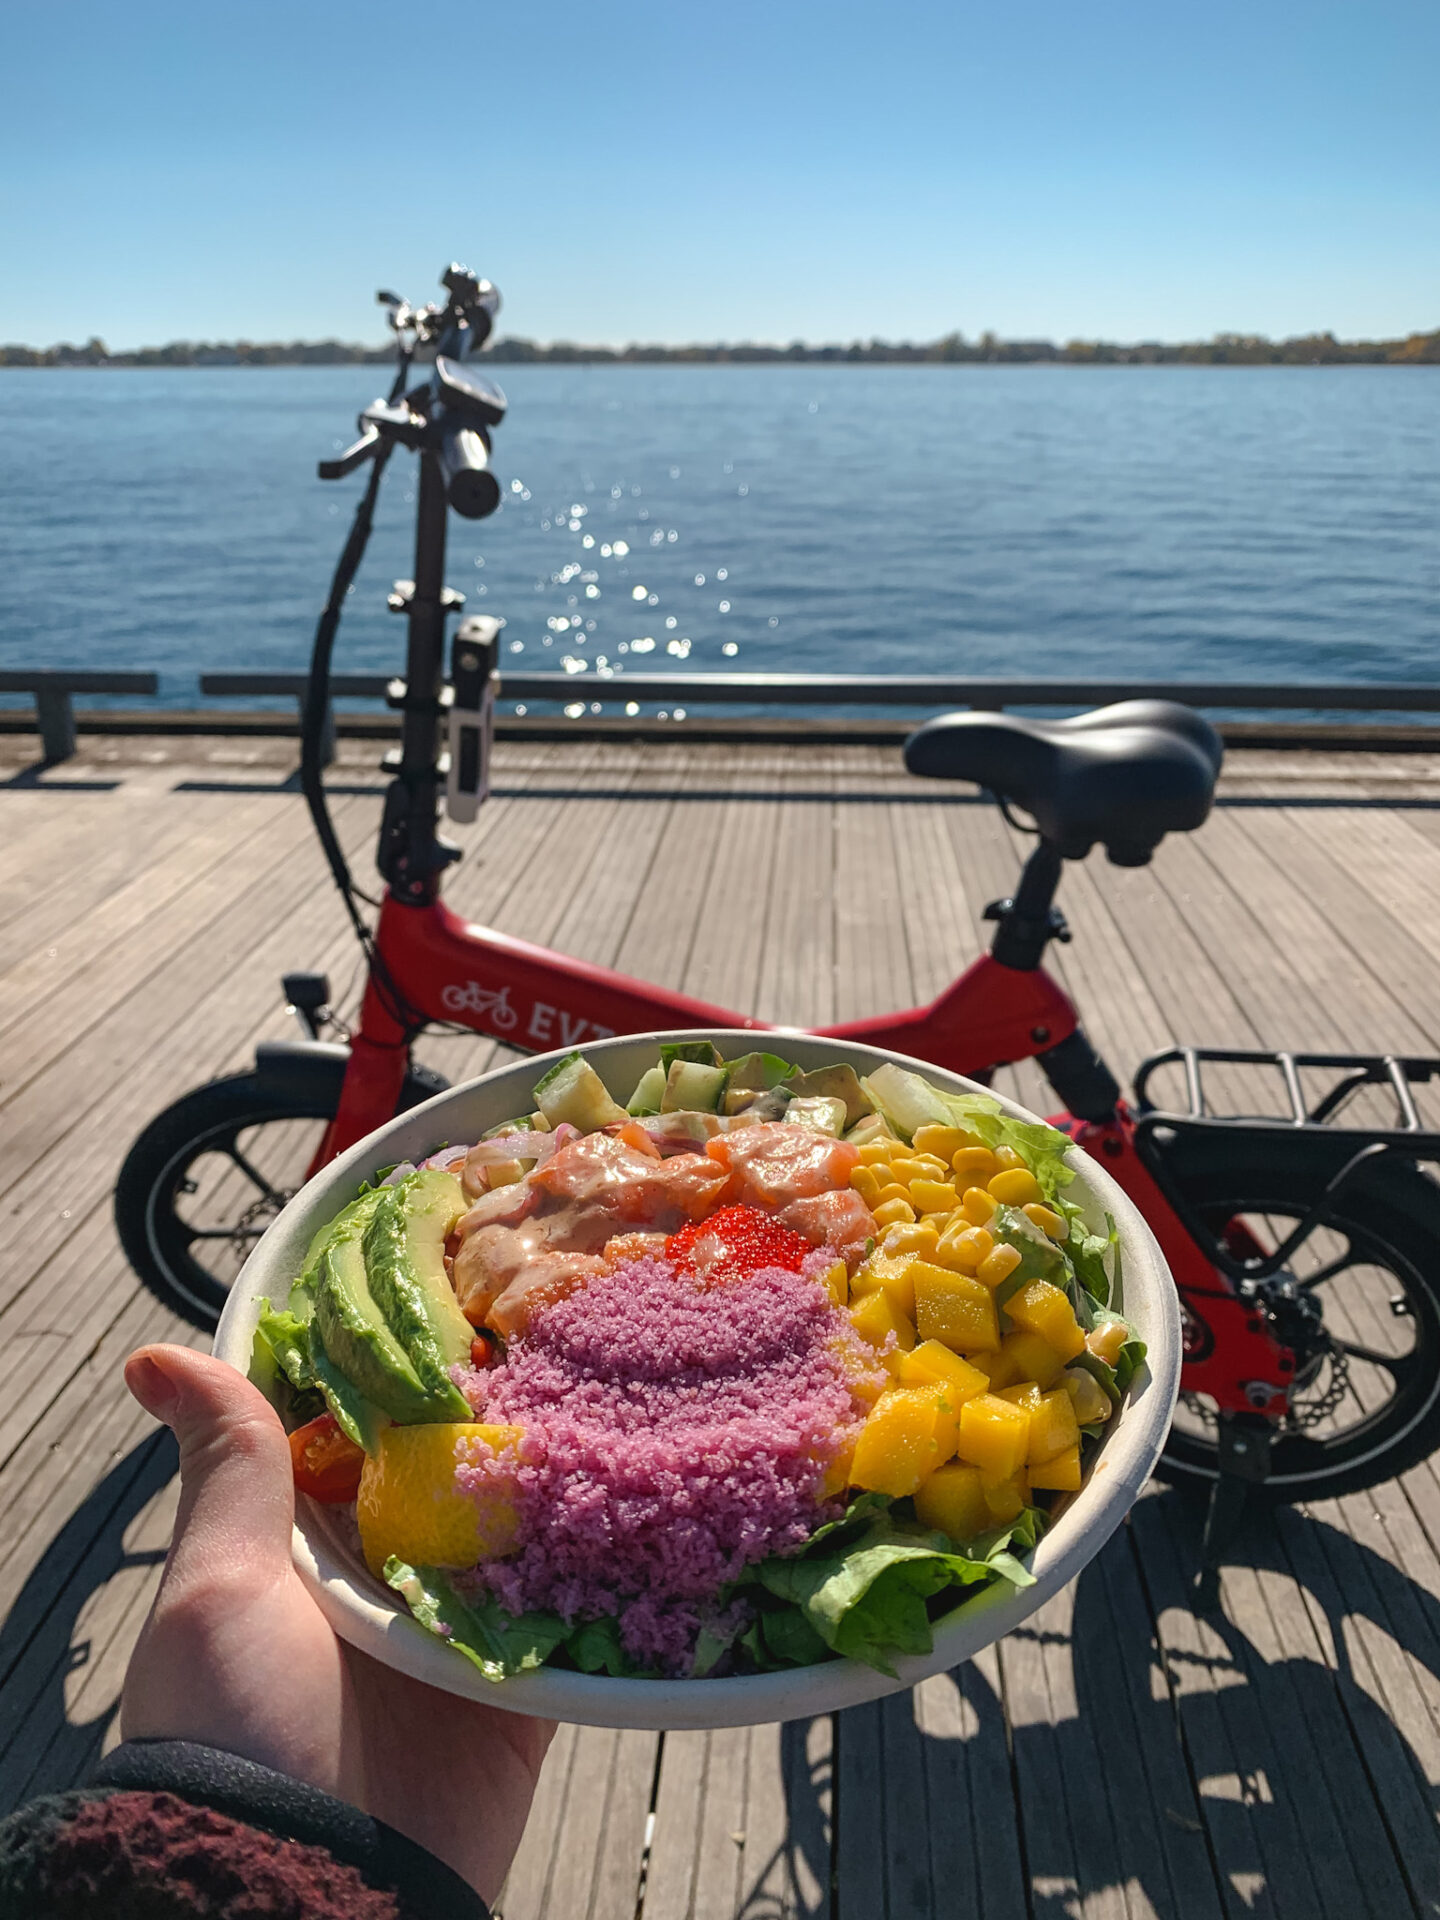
[254, 1040, 352, 1105]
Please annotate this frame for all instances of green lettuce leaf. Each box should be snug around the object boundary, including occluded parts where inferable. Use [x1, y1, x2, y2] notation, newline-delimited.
[566, 1615, 654, 1677]
[940, 1092, 1076, 1198]
[252, 1303, 315, 1390]
[384, 1561, 570, 1681]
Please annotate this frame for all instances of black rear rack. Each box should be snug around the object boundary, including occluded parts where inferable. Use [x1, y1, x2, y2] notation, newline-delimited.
[1134, 1045, 1440, 1152]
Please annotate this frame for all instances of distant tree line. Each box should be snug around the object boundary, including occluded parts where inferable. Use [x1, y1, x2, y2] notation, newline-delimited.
[3, 327, 1437, 368]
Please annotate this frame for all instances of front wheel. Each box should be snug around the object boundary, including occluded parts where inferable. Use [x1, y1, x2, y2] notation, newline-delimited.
[115, 1060, 448, 1332]
[1158, 1147, 1440, 1503]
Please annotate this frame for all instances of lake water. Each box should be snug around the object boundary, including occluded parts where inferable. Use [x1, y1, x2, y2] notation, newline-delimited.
[0, 365, 1435, 714]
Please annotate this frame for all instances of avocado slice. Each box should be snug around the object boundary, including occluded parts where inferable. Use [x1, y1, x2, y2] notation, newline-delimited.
[784, 1094, 848, 1137]
[361, 1170, 474, 1410]
[312, 1234, 440, 1431]
[784, 1064, 873, 1128]
[722, 1050, 797, 1116]
[288, 1187, 385, 1318]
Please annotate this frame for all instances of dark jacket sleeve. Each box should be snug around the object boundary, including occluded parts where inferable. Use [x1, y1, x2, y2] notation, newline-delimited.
[0, 1738, 490, 1920]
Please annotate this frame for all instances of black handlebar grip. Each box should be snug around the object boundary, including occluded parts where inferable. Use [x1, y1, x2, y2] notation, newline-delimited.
[437, 422, 501, 519]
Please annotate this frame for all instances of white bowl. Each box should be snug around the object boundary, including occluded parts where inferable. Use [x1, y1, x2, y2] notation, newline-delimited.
[214, 1031, 1180, 1730]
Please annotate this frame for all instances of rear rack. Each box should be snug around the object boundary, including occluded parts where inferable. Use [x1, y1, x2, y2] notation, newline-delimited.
[1134, 1045, 1440, 1153]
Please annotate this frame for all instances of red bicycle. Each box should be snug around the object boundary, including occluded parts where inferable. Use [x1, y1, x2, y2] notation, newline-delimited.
[118, 265, 1440, 1527]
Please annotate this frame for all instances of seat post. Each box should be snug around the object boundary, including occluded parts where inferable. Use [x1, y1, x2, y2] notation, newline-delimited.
[988, 841, 1065, 970]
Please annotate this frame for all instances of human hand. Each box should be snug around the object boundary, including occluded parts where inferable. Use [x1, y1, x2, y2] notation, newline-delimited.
[121, 1344, 554, 1906]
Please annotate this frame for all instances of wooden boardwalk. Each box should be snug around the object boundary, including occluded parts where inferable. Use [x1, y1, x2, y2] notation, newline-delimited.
[4, 726, 1440, 1918]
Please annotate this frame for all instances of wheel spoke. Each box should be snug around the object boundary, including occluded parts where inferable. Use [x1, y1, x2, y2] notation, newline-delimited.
[183, 1223, 271, 1244]
[226, 1142, 287, 1205]
[1298, 1249, 1358, 1292]
[1332, 1337, 1417, 1381]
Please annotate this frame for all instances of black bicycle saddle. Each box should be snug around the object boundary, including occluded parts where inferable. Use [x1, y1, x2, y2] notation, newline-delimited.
[903, 699, 1223, 865]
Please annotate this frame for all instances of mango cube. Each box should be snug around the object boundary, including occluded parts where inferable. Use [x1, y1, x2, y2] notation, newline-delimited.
[970, 1345, 1021, 1390]
[851, 1247, 919, 1321]
[819, 1439, 857, 1499]
[999, 1328, 1068, 1391]
[1004, 1280, 1086, 1359]
[849, 1287, 916, 1356]
[895, 1340, 989, 1402]
[921, 1385, 964, 1465]
[1029, 1443, 1082, 1492]
[820, 1260, 849, 1307]
[850, 1387, 941, 1497]
[980, 1471, 1028, 1525]
[1027, 1387, 1081, 1465]
[956, 1392, 1030, 1479]
[912, 1261, 999, 1353]
[914, 1461, 990, 1541]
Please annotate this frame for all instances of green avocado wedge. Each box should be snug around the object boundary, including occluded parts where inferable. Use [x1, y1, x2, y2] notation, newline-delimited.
[312, 1234, 441, 1430]
[362, 1170, 474, 1411]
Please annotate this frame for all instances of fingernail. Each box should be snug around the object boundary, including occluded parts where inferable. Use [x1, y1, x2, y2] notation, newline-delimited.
[127, 1351, 182, 1423]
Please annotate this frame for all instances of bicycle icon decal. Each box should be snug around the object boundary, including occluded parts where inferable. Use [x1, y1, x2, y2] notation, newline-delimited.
[440, 980, 519, 1030]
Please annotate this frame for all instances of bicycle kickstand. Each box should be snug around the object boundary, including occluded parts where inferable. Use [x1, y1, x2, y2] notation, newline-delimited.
[1194, 1413, 1274, 1611]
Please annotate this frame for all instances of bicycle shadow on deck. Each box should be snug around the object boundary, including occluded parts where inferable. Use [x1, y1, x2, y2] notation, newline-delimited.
[754, 1491, 1440, 1920]
[0, 1431, 176, 1816]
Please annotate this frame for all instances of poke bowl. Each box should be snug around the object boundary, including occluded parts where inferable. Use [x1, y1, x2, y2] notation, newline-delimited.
[213, 1031, 1181, 1731]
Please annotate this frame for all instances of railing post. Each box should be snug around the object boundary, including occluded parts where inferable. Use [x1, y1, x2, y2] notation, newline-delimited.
[34, 687, 76, 763]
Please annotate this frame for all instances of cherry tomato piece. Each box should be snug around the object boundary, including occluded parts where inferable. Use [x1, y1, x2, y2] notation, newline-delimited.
[288, 1412, 365, 1504]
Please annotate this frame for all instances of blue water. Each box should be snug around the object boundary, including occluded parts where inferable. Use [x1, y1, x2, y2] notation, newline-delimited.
[0, 365, 1435, 711]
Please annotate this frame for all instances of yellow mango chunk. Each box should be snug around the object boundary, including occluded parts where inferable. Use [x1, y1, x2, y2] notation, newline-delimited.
[915, 1384, 964, 1465]
[999, 1328, 1068, 1391]
[850, 1387, 942, 1497]
[1005, 1280, 1086, 1360]
[1028, 1387, 1081, 1466]
[980, 1470, 1028, 1525]
[989, 1166, 1042, 1207]
[912, 1261, 1000, 1353]
[1063, 1366, 1112, 1425]
[832, 1335, 887, 1406]
[970, 1345, 1021, 1390]
[896, 1340, 990, 1402]
[849, 1287, 916, 1355]
[883, 1222, 940, 1258]
[1029, 1443, 1082, 1492]
[1087, 1318, 1129, 1366]
[820, 1260, 849, 1307]
[819, 1438, 857, 1499]
[956, 1393, 1030, 1479]
[914, 1461, 991, 1541]
[851, 1247, 919, 1321]
[357, 1422, 521, 1577]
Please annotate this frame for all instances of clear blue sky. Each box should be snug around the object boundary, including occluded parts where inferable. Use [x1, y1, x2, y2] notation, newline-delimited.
[3, 0, 1435, 350]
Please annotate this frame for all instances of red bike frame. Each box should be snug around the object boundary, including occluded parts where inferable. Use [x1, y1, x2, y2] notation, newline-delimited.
[325, 889, 1294, 1420]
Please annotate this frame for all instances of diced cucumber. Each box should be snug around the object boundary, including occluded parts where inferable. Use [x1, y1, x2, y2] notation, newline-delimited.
[783, 1064, 873, 1127]
[660, 1040, 724, 1070]
[661, 1058, 729, 1113]
[626, 1064, 667, 1115]
[859, 1062, 953, 1142]
[784, 1095, 848, 1136]
[532, 1051, 628, 1130]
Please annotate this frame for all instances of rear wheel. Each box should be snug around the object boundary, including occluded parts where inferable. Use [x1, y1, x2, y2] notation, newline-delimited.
[1158, 1151, 1440, 1503]
[115, 1061, 448, 1331]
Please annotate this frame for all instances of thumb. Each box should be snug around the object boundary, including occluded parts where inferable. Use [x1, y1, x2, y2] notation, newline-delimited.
[127, 1344, 296, 1586]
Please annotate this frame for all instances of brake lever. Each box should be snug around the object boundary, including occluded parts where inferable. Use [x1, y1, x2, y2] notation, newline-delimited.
[317, 426, 381, 481]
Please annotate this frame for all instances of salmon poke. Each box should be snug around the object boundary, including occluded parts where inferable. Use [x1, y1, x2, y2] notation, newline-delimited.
[249, 1043, 1145, 1682]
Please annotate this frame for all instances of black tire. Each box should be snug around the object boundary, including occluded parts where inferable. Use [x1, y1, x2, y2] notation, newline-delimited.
[115, 1061, 450, 1332]
[1156, 1144, 1440, 1503]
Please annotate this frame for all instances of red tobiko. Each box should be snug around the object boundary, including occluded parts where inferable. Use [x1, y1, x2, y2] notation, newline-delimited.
[665, 1203, 814, 1283]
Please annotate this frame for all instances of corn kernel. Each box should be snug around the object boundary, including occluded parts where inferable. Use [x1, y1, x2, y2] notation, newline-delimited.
[912, 1124, 971, 1160]
[883, 1222, 940, 1257]
[872, 1197, 917, 1229]
[934, 1224, 993, 1275]
[989, 1166, 1042, 1206]
[920, 1211, 957, 1236]
[1087, 1319, 1129, 1366]
[959, 1186, 998, 1227]
[1022, 1202, 1067, 1241]
[993, 1145, 1027, 1172]
[1063, 1366, 1112, 1425]
[911, 1177, 960, 1215]
[889, 1156, 926, 1185]
[976, 1242, 1023, 1289]
[908, 1153, 952, 1180]
[951, 1145, 999, 1183]
[850, 1165, 883, 1205]
[858, 1141, 896, 1166]
[876, 1182, 913, 1209]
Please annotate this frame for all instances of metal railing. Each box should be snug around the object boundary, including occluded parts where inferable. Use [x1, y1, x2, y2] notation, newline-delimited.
[0, 670, 160, 761]
[6, 668, 1440, 762]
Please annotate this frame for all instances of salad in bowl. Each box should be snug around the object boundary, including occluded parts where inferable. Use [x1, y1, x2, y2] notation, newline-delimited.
[223, 1033, 1178, 1729]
